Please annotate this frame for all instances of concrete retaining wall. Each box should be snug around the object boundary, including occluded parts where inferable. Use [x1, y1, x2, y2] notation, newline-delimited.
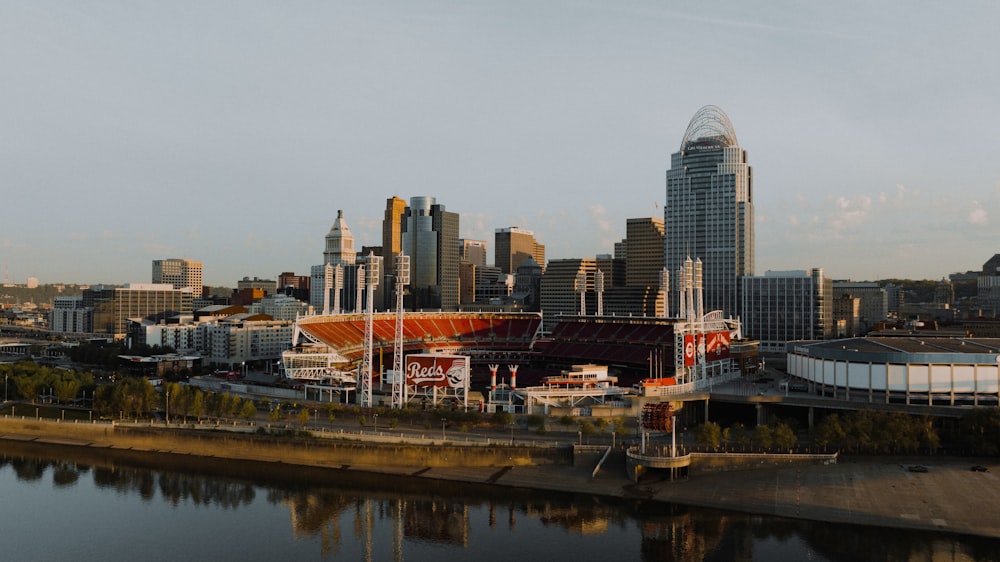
[0, 418, 571, 469]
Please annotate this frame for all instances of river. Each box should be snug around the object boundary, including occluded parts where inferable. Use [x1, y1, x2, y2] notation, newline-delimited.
[1, 442, 997, 561]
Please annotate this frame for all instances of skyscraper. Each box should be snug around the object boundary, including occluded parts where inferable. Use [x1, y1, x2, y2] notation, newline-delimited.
[495, 227, 545, 275]
[378, 196, 407, 310]
[402, 196, 459, 311]
[665, 105, 753, 318]
[311, 211, 360, 313]
[625, 217, 664, 288]
[741, 269, 832, 353]
[152, 258, 202, 294]
[323, 209, 357, 266]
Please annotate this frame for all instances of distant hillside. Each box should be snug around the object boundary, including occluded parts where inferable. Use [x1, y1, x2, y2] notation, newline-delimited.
[0, 284, 87, 306]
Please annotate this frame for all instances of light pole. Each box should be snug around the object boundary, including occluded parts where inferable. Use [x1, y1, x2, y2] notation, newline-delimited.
[509, 422, 515, 445]
[373, 413, 378, 434]
[441, 418, 447, 441]
[165, 390, 170, 425]
[4, 374, 7, 402]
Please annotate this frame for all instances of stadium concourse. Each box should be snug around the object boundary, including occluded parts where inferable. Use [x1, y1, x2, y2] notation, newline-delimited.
[290, 312, 678, 388]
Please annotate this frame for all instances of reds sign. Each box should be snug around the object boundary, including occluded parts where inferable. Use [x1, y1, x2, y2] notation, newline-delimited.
[405, 354, 469, 388]
[683, 335, 695, 366]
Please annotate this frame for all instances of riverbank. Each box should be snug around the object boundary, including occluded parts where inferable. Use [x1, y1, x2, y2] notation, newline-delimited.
[2, 418, 998, 540]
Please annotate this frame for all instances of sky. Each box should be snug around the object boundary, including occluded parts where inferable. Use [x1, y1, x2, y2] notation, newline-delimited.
[2, 1, 998, 287]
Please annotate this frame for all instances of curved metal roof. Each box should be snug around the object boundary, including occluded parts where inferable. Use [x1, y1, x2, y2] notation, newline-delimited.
[680, 105, 738, 150]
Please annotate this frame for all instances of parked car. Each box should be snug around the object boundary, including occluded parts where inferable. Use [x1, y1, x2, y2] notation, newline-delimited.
[907, 465, 928, 473]
[971, 465, 989, 473]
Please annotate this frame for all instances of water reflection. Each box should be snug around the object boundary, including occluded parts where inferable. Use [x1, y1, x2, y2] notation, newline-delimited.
[1, 443, 997, 561]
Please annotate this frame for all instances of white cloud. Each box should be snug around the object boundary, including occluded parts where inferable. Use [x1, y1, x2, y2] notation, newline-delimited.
[878, 184, 906, 207]
[828, 194, 872, 236]
[968, 203, 988, 226]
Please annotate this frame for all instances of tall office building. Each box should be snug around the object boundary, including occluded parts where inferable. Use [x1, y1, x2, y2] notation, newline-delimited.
[664, 106, 753, 318]
[460, 239, 488, 267]
[978, 254, 1000, 318]
[832, 281, 888, 334]
[741, 269, 833, 353]
[310, 211, 361, 313]
[495, 227, 545, 275]
[539, 258, 598, 329]
[323, 210, 357, 266]
[378, 196, 407, 309]
[402, 196, 460, 311]
[87, 283, 193, 336]
[458, 239, 488, 306]
[152, 259, 203, 294]
[625, 217, 665, 288]
[49, 296, 91, 334]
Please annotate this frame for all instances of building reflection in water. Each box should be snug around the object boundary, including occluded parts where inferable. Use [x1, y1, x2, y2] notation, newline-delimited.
[2, 446, 998, 562]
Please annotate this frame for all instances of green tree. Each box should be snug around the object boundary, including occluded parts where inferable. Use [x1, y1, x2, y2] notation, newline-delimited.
[297, 408, 311, 427]
[753, 424, 773, 451]
[240, 401, 257, 422]
[229, 396, 243, 418]
[219, 393, 235, 418]
[772, 422, 797, 451]
[53, 374, 81, 404]
[491, 410, 513, 427]
[730, 423, 752, 451]
[190, 390, 205, 421]
[695, 421, 722, 450]
[14, 375, 41, 403]
[814, 414, 846, 452]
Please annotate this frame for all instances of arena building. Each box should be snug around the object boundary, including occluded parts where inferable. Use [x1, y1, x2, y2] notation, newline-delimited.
[786, 336, 1000, 407]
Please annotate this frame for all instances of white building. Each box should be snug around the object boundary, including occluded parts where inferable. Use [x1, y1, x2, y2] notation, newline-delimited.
[787, 336, 1000, 407]
[136, 316, 294, 367]
[49, 296, 92, 334]
[250, 294, 311, 321]
[311, 210, 359, 313]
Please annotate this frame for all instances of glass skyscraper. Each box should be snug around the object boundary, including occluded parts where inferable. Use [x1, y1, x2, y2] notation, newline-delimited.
[665, 105, 754, 319]
[402, 196, 459, 311]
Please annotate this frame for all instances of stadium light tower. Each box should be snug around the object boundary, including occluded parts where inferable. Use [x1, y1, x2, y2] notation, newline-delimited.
[574, 271, 587, 316]
[392, 253, 410, 408]
[660, 267, 670, 318]
[332, 264, 343, 315]
[594, 270, 605, 316]
[360, 254, 381, 408]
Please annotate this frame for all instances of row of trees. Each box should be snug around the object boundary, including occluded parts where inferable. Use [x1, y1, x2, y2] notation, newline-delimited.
[0, 361, 96, 404]
[94, 379, 258, 422]
[955, 407, 1000, 456]
[694, 420, 798, 452]
[813, 410, 940, 454]
[693, 410, 945, 455]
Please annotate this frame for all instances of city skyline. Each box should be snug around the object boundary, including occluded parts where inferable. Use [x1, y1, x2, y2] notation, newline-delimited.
[2, 2, 998, 286]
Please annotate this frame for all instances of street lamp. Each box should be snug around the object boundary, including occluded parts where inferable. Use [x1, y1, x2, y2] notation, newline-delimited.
[165, 390, 170, 425]
[373, 413, 378, 434]
[441, 418, 447, 440]
[509, 422, 515, 445]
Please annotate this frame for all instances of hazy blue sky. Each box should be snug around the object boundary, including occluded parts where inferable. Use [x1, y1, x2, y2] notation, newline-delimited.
[2, 1, 998, 286]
